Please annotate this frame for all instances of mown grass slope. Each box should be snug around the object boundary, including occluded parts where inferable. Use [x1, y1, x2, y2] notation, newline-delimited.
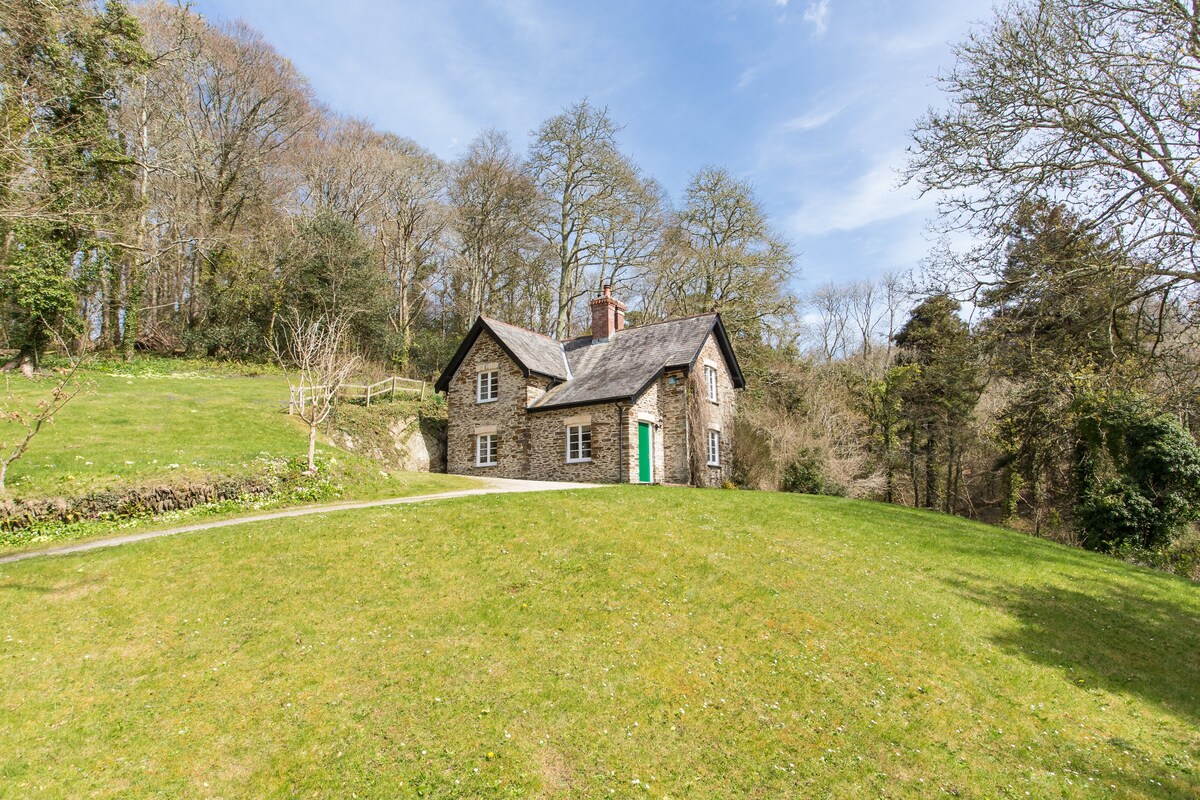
[1, 360, 304, 496]
[0, 359, 475, 552]
[1, 487, 1196, 798]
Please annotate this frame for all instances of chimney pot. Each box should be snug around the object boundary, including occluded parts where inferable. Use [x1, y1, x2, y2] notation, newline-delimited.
[590, 285, 626, 341]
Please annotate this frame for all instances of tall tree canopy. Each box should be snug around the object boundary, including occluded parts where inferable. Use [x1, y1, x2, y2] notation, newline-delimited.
[527, 99, 647, 338]
[648, 167, 796, 340]
[907, 0, 1200, 293]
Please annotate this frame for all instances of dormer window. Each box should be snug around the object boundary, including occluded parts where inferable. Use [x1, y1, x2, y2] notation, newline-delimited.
[477, 370, 498, 403]
[705, 365, 719, 403]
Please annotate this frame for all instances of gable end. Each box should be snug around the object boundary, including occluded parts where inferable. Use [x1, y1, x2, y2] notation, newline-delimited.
[435, 318, 560, 393]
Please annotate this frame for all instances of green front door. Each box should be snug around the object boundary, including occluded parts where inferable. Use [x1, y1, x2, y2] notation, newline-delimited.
[637, 421, 652, 483]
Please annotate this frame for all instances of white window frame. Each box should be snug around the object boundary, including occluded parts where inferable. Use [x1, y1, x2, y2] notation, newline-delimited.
[476, 370, 498, 403]
[705, 365, 719, 403]
[566, 424, 592, 463]
[707, 429, 721, 467]
[475, 433, 497, 466]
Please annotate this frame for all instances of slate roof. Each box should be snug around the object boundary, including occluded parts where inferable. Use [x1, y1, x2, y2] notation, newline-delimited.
[532, 314, 728, 409]
[434, 312, 745, 409]
[482, 317, 570, 381]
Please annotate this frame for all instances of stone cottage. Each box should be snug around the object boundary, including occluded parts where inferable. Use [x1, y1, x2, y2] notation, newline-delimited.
[434, 287, 745, 485]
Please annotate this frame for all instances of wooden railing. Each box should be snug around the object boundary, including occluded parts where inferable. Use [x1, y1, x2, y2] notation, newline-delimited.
[288, 376, 430, 415]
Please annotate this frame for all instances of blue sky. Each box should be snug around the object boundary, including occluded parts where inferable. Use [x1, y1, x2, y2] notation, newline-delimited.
[192, 0, 994, 290]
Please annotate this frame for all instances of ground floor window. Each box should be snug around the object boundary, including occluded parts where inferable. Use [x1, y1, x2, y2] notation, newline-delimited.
[476, 433, 497, 466]
[707, 429, 721, 466]
[566, 424, 592, 462]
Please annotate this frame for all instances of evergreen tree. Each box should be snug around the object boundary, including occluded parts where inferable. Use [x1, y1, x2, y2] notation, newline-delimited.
[895, 295, 981, 511]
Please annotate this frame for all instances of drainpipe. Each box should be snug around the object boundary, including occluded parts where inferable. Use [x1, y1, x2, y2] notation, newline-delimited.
[683, 381, 692, 486]
[616, 404, 626, 483]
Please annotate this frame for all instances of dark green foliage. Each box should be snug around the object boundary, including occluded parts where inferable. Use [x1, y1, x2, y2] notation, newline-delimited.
[185, 248, 275, 359]
[1072, 392, 1200, 552]
[277, 213, 391, 359]
[979, 202, 1161, 535]
[981, 202, 1143, 378]
[0, 1, 147, 359]
[0, 226, 81, 358]
[407, 326, 468, 380]
[781, 448, 845, 496]
[863, 364, 919, 504]
[895, 295, 981, 511]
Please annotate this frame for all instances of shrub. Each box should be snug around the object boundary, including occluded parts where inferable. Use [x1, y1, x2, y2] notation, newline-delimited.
[1072, 391, 1200, 552]
[781, 448, 846, 497]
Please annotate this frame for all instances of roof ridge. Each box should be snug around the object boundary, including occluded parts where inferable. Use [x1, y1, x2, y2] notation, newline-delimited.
[480, 316, 565, 346]
[613, 311, 718, 334]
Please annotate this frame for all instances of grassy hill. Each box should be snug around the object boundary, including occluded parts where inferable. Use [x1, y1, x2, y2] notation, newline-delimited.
[0, 358, 474, 549]
[1, 487, 1195, 798]
[0, 358, 453, 497]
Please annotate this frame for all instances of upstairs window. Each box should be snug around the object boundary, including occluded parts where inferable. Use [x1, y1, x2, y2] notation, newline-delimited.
[707, 429, 721, 467]
[476, 433, 497, 466]
[705, 365, 719, 403]
[477, 370, 498, 403]
[566, 424, 592, 463]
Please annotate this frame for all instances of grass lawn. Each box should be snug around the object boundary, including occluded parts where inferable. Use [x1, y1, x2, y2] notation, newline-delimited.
[1, 359, 304, 497]
[1, 487, 1196, 798]
[0, 358, 477, 552]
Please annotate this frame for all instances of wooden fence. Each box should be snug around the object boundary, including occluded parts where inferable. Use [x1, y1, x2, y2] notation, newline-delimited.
[288, 376, 430, 415]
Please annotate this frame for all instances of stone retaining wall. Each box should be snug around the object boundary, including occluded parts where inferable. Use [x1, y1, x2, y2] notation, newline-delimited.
[0, 477, 276, 531]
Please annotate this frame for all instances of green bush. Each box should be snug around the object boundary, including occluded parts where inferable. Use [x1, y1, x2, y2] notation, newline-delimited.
[781, 448, 846, 497]
[1073, 392, 1200, 552]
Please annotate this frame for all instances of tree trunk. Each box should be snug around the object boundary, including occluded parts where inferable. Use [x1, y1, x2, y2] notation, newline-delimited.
[943, 439, 955, 514]
[923, 425, 937, 510]
[883, 423, 894, 504]
[307, 423, 318, 473]
[909, 428, 920, 507]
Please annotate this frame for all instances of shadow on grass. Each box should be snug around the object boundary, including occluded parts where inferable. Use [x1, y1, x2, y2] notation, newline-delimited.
[946, 572, 1200, 730]
[0, 576, 104, 598]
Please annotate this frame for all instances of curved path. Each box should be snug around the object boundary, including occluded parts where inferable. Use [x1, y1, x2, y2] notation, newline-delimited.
[0, 477, 604, 566]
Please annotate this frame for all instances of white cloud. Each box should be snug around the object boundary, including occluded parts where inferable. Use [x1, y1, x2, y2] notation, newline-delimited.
[735, 64, 762, 91]
[787, 150, 931, 237]
[803, 0, 831, 35]
[781, 103, 846, 132]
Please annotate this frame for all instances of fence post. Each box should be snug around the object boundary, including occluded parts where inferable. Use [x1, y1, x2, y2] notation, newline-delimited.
[420, 381, 426, 400]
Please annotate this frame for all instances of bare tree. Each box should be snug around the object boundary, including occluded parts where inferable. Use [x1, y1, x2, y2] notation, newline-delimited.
[448, 130, 542, 325]
[132, 4, 318, 335]
[907, 0, 1200, 297]
[528, 100, 643, 337]
[847, 280, 878, 357]
[809, 283, 851, 361]
[595, 173, 666, 297]
[880, 270, 909, 355]
[271, 313, 360, 473]
[371, 135, 446, 365]
[652, 167, 796, 339]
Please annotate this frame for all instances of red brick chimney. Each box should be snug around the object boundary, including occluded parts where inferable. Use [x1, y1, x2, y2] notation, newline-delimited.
[589, 284, 626, 341]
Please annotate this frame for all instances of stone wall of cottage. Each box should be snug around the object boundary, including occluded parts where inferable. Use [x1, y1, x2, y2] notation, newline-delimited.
[622, 381, 667, 483]
[691, 332, 738, 487]
[658, 368, 690, 484]
[445, 326, 738, 486]
[526, 403, 623, 483]
[445, 331, 551, 479]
